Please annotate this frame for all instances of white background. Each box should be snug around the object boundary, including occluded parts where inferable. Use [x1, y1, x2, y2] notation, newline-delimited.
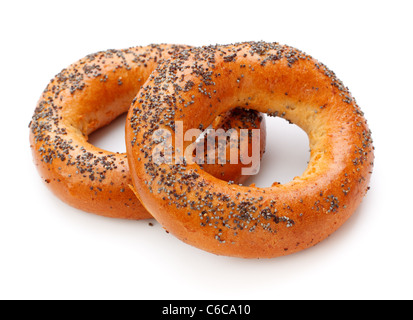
[1, 0, 412, 300]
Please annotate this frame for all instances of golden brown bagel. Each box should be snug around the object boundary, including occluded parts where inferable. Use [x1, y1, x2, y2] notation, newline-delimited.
[29, 44, 266, 219]
[126, 41, 374, 258]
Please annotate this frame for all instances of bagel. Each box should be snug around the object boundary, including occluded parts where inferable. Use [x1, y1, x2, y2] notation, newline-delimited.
[126, 41, 374, 258]
[29, 44, 266, 219]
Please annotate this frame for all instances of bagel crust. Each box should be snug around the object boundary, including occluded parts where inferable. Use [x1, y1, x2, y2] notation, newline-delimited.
[29, 44, 266, 219]
[126, 41, 374, 258]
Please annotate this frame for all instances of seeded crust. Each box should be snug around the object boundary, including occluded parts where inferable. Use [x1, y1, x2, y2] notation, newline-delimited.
[126, 41, 374, 258]
[29, 44, 266, 219]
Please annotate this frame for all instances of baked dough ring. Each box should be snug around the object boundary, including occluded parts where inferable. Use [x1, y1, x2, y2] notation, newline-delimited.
[126, 41, 374, 258]
[29, 44, 266, 219]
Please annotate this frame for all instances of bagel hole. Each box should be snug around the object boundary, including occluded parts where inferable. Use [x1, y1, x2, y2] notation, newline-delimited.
[88, 113, 127, 153]
[243, 116, 310, 187]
